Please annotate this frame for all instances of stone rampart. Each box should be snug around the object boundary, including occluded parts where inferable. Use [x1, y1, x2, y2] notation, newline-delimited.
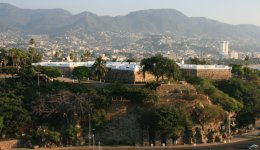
[182, 69, 232, 80]
[196, 69, 232, 80]
[0, 140, 19, 150]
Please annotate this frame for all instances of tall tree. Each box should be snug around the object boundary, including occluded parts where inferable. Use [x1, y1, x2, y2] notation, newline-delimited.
[29, 38, 36, 63]
[72, 66, 90, 83]
[69, 53, 75, 62]
[0, 97, 30, 137]
[244, 55, 250, 66]
[164, 58, 181, 82]
[91, 56, 108, 82]
[141, 54, 180, 82]
[231, 64, 244, 78]
[8, 48, 29, 68]
[81, 50, 91, 62]
[141, 105, 192, 142]
[39, 66, 62, 79]
[192, 102, 225, 130]
[54, 51, 61, 62]
[0, 49, 9, 68]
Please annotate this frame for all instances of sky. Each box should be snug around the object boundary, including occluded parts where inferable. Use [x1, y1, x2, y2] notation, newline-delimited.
[2, 0, 260, 26]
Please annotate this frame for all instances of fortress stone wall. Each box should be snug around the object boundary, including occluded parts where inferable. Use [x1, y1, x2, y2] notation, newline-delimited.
[0, 140, 19, 150]
[182, 69, 232, 80]
[105, 69, 155, 83]
[33, 62, 232, 82]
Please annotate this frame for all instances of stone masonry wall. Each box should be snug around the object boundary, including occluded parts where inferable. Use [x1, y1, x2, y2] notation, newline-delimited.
[0, 140, 19, 150]
[196, 69, 232, 80]
[105, 69, 135, 83]
[134, 71, 155, 83]
[182, 69, 232, 80]
[182, 69, 197, 78]
[95, 103, 143, 145]
[105, 69, 155, 83]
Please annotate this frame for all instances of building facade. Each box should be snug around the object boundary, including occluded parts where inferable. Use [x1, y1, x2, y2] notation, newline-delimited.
[220, 41, 229, 56]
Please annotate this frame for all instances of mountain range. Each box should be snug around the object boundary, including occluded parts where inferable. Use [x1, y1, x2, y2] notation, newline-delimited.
[1, 3, 260, 42]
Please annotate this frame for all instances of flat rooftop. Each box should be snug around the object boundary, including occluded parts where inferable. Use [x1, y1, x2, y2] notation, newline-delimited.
[32, 61, 141, 71]
[178, 63, 231, 70]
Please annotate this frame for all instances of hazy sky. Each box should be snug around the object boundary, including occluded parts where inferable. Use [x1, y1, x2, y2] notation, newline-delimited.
[3, 0, 260, 26]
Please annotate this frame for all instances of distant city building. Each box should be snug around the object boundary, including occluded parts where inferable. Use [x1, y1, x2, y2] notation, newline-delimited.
[220, 41, 229, 56]
[253, 53, 260, 58]
[229, 51, 239, 59]
[163, 51, 177, 60]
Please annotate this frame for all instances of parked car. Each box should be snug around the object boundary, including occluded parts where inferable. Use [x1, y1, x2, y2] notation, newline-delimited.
[247, 143, 258, 149]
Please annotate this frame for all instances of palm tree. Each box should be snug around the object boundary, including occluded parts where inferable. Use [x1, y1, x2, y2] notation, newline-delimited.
[9, 48, 18, 67]
[54, 51, 61, 61]
[91, 56, 108, 82]
[81, 50, 91, 62]
[8, 48, 28, 68]
[0, 49, 9, 68]
[30, 38, 35, 46]
[28, 39, 36, 63]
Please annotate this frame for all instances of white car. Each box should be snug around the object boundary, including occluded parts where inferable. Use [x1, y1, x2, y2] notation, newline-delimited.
[247, 143, 258, 149]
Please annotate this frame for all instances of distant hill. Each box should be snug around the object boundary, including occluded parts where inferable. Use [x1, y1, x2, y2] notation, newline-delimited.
[1, 3, 260, 42]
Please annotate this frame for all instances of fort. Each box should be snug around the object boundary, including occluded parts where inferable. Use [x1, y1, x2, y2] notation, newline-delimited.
[32, 61, 232, 82]
[180, 64, 232, 80]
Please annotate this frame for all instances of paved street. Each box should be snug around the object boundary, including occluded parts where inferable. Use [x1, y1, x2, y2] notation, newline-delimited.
[173, 138, 260, 150]
[34, 137, 258, 150]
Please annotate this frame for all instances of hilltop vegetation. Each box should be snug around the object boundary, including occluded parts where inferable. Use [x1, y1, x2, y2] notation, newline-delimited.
[0, 49, 260, 147]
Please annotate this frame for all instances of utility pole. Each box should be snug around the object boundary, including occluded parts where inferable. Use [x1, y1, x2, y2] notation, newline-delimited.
[228, 112, 231, 142]
[92, 134, 95, 150]
[36, 72, 40, 87]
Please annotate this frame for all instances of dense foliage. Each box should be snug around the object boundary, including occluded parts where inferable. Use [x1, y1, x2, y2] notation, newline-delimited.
[141, 54, 181, 82]
[0, 51, 259, 147]
[216, 78, 260, 127]
[72, 66, 90, 83]
[140, 104, 192, 142]
[186, 77, 243, 112]
[91, 56, 108, 82]
[0, 66, 158, 147]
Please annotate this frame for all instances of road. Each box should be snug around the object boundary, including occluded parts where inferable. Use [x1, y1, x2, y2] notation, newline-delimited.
[175, 138, 260, 150]
[46, 138, 259, 150]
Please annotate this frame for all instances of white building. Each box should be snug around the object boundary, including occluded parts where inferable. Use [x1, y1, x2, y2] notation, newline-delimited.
[230, 51, 239, 59]
[220, 41, 229, 56]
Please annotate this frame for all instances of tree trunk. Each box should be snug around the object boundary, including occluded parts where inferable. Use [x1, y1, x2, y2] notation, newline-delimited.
[156, 76, 159, 82]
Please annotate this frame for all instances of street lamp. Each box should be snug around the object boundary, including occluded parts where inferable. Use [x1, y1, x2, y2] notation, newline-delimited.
[92, 134, 95, 150]
[98, 141, 101, 150]
[228, 112, 231, 142]
[88, 112, 91, 146]
[225, 111, 231, 143]
[153, 63, 157, 81]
